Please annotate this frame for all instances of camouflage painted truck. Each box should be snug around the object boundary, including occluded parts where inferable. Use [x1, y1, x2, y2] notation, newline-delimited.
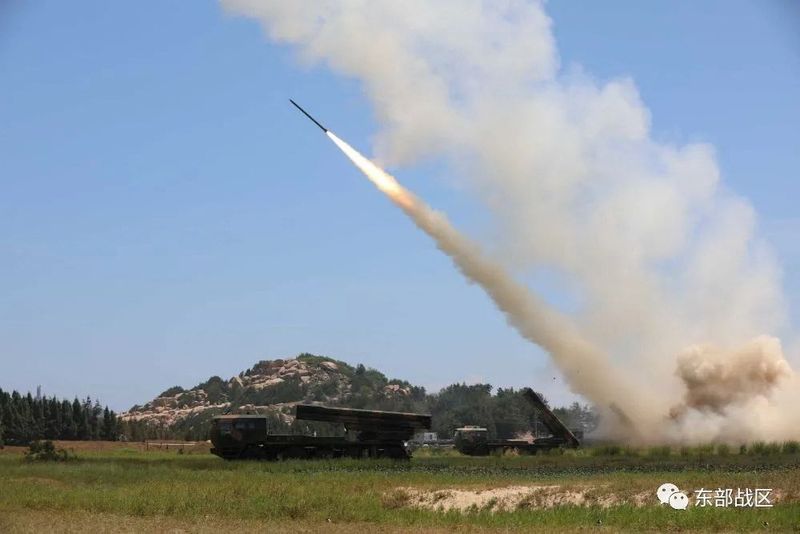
[454, 388, 581, 455]
[210, 404, 432, 460]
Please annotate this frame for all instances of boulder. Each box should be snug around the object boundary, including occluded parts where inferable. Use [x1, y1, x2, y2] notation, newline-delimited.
[320, 361, 338, 372]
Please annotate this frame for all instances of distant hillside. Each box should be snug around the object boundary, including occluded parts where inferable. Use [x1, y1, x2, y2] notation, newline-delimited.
[121, 353, 596, 441]
[121, 354, 427, 440]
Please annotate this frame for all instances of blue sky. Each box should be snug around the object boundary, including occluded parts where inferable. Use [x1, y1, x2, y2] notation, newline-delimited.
[1, 1, 798, 410]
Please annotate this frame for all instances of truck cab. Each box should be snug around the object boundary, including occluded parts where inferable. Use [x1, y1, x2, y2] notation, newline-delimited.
[453, 426, 490, 455]
[210, 415, 268, 459]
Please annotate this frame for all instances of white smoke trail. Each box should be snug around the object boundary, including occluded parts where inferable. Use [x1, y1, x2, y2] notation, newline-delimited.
[328, 131, 646, 418]
[224, 1, 799, 442]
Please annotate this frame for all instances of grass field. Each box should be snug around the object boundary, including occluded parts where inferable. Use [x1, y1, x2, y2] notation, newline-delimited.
[1, 442, 798, 532]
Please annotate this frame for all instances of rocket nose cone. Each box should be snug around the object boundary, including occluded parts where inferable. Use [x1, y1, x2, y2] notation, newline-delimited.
[289, 99, 328, 132]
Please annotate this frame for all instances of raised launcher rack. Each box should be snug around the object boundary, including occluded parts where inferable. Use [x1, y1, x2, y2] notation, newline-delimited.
[210, 404, 432, 461]
[521, 388, 581, 448]
[454, 387, 581, 456]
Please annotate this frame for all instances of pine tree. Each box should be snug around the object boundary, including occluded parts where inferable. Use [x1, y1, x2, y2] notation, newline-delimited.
[45, 397, 61, 439]
[101, 407, 116, 440]
[32, 395, 45, 439]
[0, 389, 8, 445]
[90, 399, 102, 440]
[72, 398, 87, 439]
[62, 400, 76, 439]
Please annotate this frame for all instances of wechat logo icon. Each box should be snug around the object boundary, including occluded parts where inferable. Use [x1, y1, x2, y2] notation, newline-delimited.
[657, 482, 689, 510]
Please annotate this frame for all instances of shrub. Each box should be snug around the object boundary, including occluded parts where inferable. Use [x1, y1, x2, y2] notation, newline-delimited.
[782, 441, 800, 454]
[748, 441, 780, 456]
[381, 489, 410, 510]
[647, 445, 671, 458]
[158, 386, 185, 398]
[695, 444, 715, 456]
[24, 440, 75, 462]
[622, 446, 639, 457]
[716, 443, 730, 456]
[591, 445, 622, 456]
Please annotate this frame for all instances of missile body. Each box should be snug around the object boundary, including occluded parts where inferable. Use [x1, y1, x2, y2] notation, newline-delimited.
[289, 99, 328, 133]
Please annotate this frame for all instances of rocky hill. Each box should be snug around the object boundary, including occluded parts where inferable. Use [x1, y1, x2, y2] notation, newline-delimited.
[120, 353, 427, 439]
[121, 353, 597, 441]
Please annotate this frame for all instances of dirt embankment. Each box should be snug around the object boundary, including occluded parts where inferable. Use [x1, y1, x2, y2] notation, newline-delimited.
[386, 485, 653, 513]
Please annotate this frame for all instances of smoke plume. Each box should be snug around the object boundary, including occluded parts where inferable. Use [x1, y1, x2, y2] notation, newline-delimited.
[223, 0, 798, 442]
[327, 131, 645, 415]
[673, 336, 792, 416]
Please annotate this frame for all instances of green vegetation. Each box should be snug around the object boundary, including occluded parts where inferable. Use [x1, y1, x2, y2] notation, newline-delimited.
[156, 386, 185, 398]
[0, 388, 119, 446]
[23, 440, 75, 463]
[0, 352, 595, 448]
[783, 441, 800, 455]
[127, 353, 599, 442]
[0, 445, 798, 532]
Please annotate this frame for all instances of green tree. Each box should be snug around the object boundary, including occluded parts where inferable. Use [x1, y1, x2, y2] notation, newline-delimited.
[428, 383, 496, 438]
[45, 397, 61, 440]
[101, 407, 118, 440]
[73, 398, 90, 440]
[491, 388, 529, 438]
[61, 400, 77, 439]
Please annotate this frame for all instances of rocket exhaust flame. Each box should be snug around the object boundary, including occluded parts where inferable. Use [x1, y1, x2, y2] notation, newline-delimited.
[327, 132, 413, 209]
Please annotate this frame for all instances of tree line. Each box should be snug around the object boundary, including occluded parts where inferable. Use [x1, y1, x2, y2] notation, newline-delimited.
[1, 379, 597, 445]
[0, 388, 120, 446]
[426, 383, 597, 439]
[125, 381, 598, 442]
